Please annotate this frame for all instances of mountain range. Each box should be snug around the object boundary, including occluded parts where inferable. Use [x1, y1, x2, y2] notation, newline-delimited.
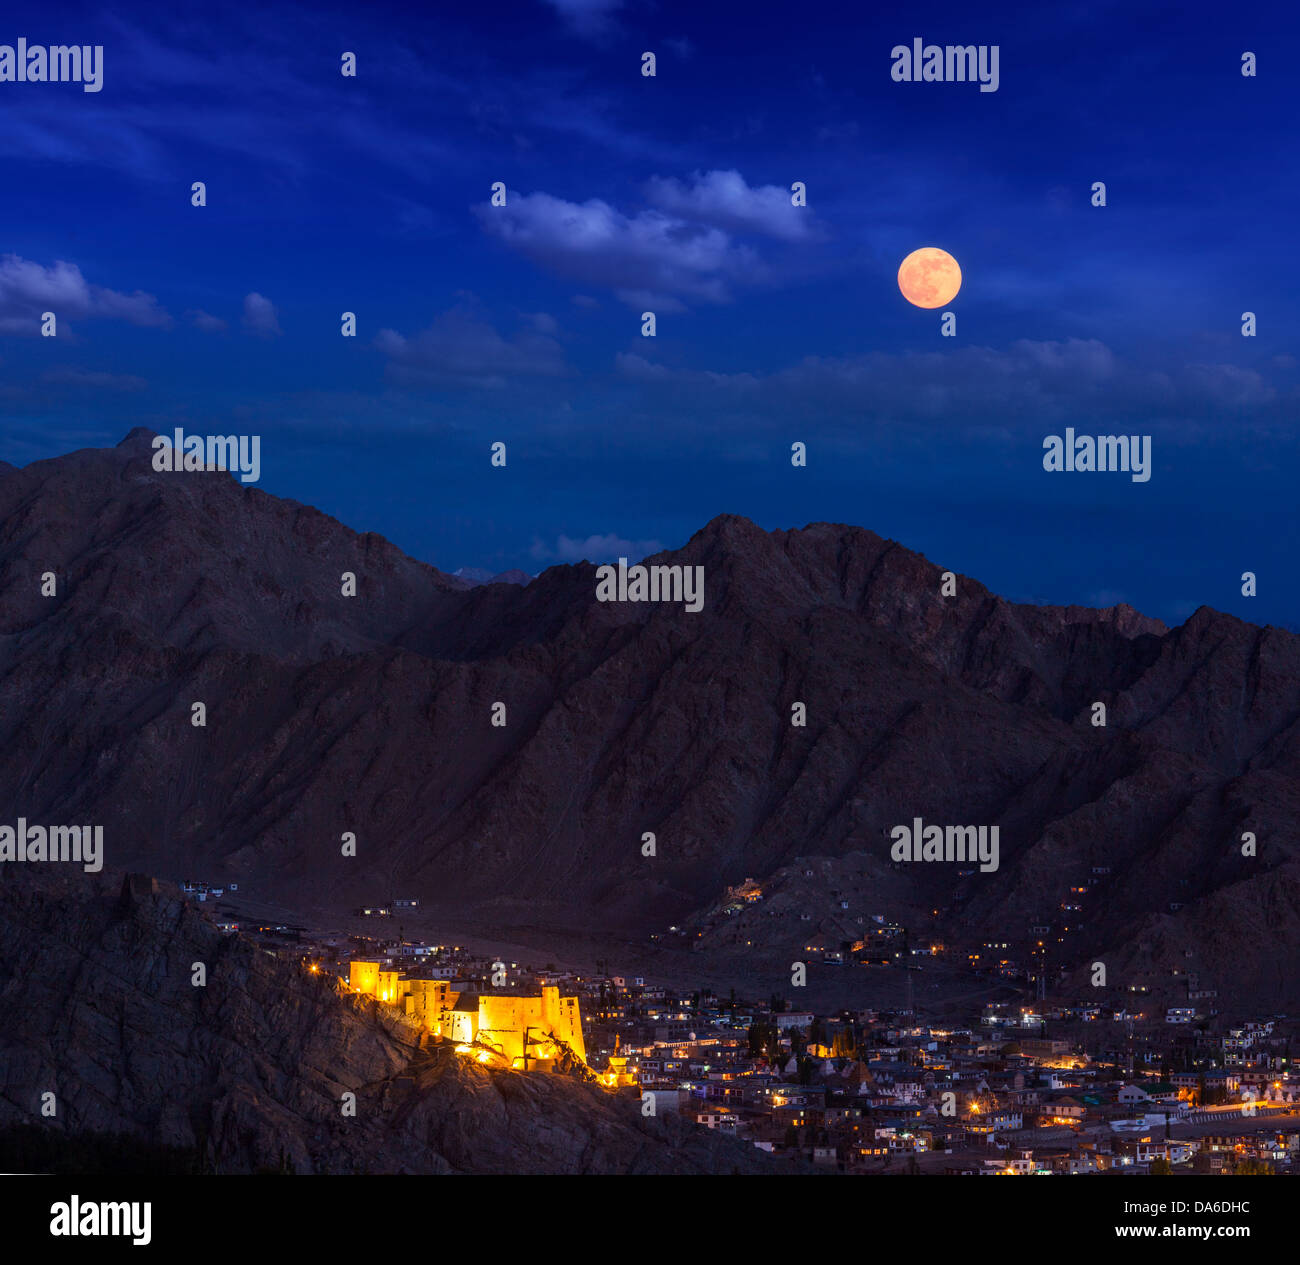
[1, 429, 1297, 1008]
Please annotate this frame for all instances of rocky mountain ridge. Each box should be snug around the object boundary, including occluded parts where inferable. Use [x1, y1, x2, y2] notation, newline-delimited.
[1, 431, 1297, 1007]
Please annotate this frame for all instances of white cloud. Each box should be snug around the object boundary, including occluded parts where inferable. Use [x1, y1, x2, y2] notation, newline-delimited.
[476, 189, 762, 308]
[644, 170, 815, 242]
[0, 254, 170, 334]
[242, 292, 282, 337]
[187, 308, 228, 332]
[531, 532, 663, 564]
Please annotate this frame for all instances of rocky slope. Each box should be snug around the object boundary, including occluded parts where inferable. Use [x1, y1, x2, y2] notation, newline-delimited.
[0, 867, 778, 1174]
[1, 431, 1298, 1007]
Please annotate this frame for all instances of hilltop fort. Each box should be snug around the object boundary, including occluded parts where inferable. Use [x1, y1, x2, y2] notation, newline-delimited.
[347, 961, 587, 1072]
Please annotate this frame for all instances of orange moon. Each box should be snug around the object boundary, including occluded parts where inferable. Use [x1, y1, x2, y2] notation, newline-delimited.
[897, 247, 962, 308]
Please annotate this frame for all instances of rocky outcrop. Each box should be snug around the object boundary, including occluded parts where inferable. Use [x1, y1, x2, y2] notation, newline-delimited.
[0, 868, 780, 1174]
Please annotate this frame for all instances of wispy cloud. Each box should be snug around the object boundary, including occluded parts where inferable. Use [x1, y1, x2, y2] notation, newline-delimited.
[613, 338, 1286, 433]
[40, 367, 148, 392]
[542, 0, 624, 39]
[376, 306, 568, 388]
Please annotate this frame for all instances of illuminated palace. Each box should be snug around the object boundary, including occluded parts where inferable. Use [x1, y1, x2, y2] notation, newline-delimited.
[347, 961, 587, 1070]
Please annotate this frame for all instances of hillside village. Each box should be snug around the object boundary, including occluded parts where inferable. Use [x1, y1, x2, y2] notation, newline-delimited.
[211, 888, 1300, 1176]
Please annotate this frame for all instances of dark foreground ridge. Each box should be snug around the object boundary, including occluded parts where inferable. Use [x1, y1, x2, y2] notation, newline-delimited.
[0, 868, 781, 1175]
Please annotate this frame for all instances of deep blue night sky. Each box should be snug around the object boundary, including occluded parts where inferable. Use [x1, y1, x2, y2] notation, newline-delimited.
[1, 0, 1296, 627]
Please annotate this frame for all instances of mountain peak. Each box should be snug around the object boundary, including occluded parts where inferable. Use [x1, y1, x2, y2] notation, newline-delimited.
[117, 426, 159, 448]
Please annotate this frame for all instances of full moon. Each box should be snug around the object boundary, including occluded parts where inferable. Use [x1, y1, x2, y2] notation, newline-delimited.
[897, 247, 962, 308]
